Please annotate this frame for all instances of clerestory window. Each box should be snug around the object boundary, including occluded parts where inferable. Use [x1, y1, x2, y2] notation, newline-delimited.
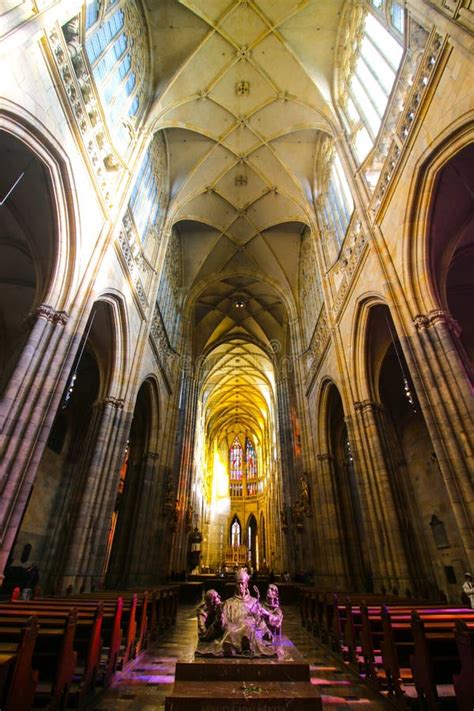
[84, 0, 147, 151]
[128, 142, 161, 242]
[337, 2, 404, 163]
[322, 152, 354, 248]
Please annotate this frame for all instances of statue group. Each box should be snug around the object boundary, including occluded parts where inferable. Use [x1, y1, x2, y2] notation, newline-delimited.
[196, 568, 283, 657]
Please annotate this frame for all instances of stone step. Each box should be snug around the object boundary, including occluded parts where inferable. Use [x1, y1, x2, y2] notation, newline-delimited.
[164, 680, 322, 710]
[175, 659, 310, 682]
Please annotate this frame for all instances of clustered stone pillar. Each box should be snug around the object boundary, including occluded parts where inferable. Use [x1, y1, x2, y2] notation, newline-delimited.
[352, 400, 414, 593]
[169, 370, 199, 574]
[0, 304, 72, 585]
[315, 453, 347, 589]
[44, 396, 132, 592]
[275, 373, 297, 575]
[410, 310, 474, 568]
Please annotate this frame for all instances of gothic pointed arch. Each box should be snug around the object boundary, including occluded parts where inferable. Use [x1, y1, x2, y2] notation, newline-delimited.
[0, 108, 79, 395]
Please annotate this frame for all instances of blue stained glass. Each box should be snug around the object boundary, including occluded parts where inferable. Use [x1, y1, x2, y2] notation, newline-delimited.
[128, 96, 139, 116]
[85, 0, 99, 29]
[246, 438, 257, 478]
[125, 72, 136, 95]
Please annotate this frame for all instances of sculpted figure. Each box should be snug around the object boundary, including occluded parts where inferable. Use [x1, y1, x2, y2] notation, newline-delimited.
[220, 568, 276, 657]
[262, 583, 283, 637]
[195, 570, 283, 657]
[197, 589, 223, 641]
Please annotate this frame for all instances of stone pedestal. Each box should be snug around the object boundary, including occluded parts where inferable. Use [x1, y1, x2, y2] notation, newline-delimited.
[165, 639, 321, 710]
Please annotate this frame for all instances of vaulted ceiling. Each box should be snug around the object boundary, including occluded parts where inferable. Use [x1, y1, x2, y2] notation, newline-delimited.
[142, 0, 343, 441]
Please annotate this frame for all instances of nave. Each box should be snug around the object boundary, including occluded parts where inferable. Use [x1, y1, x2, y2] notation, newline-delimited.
[89, 603, 391, 711]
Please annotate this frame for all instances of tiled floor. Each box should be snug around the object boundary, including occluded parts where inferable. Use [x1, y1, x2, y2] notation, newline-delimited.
[86, 606, 393, 710]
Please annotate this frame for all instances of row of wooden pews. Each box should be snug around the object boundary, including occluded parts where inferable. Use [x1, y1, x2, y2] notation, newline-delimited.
[0, 585, 179, 710]
[299, 588, 474, 710]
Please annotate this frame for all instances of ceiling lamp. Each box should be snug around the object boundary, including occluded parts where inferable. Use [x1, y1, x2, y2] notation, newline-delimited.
[233, 296, 246, 309]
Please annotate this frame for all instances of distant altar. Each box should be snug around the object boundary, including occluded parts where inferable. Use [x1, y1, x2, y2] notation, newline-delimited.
[223, 544, 247, 568]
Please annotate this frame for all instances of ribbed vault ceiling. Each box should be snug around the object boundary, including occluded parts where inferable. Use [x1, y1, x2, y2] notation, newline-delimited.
[142, 0, 343, 439]
[201, 338, 275, 447]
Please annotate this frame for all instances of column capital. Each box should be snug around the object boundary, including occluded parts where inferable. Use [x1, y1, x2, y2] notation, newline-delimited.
[414, 309, 461, 337]
[354, 399, 380, 412]
[97, 396, 125, 410]
[36, 303, 69, 326]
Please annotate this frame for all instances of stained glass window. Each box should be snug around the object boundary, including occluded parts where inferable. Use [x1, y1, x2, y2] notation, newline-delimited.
[246, 438, 257, 479]
[230, 437, 243, 480]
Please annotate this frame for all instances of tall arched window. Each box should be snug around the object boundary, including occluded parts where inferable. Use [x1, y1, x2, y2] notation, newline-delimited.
[128, 137, 164, 243]
[316, 135, 355, 260]
[322, 152, 354, 248]
[299, 229, 324, 346]
[156, 229, 182, 347]
[229, 437, 243, 480]
[231, 516, 241, 547]
[246, 438, 257, 479]
[84, 0, 148, 150]
[337, 2, 404, 163]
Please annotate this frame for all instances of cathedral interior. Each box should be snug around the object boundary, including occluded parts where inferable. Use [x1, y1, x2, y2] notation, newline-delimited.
[0, 0, 473, 607]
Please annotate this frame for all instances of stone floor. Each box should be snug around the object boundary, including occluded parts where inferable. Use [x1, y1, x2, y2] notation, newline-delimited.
[86, 605, 394, 710]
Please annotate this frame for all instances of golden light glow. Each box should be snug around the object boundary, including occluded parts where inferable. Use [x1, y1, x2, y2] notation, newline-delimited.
[211, 447, 230, 515]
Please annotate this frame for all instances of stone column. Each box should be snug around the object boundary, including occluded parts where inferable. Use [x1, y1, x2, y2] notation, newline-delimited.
[315, 453, 348, 589]
[56, 396, 131, 592]
[122, 450, 161, 587]
[409, 310, 473, 567]
[0, 304, 72, 585]
[275, 373, 297, 574]
[169, 371, 198, 573]
[353, 400, 414, 592]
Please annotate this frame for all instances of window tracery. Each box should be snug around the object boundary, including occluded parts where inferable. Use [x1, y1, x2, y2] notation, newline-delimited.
[314, 135, 355, 264]
[84, 0, 149, 151]
[230, 437, 243, 481]
[126, 133, 168, 246]
[336, 1, 404, 163]
[298, 229, 324, 347]
[156, 228, 183, 349]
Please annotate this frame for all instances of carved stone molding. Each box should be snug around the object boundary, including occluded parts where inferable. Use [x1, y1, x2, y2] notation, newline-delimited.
[332, 218, 368, 314]
[102, 396, 125, 409]
[316, 452, 333, 462]
[36, 304, 69, 326]
[304, 307, 330, 387]
[354, 399, 381, 413]
[149, 303, 176, 378]
[414, 309, 461, 337]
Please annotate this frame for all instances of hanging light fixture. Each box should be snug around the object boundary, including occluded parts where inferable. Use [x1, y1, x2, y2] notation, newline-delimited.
[385, 315, 417, 413]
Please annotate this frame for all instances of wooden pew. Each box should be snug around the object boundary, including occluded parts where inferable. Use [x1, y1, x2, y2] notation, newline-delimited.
[410, 610, 474, 710]
[363, 605, 474, 706]
[1, 601, 104, 700]
[453, 620, 474, 711]
[0, 616, 38, 711]
[0, 608, 77, 709]
[11, 594, 128, 678]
